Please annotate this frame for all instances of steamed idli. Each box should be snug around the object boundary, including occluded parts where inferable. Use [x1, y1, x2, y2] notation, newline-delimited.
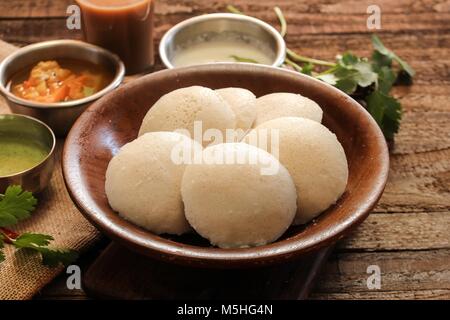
[245, 117, 348, 225]
[105, 131, 203, 235]
[215, 87, 256, 133]
[253, 92, 323, 127]
[181, 143, 297, 248]
[139, 86, 236, 147]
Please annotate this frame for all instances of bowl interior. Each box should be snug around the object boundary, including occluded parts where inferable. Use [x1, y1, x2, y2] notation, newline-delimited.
[0, 114, 54, 154]
[63, 64, 389, 268]
[0, 114, 56, 192]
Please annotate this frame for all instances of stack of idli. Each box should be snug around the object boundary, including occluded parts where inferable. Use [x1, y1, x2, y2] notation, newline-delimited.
[105, 85, 348, 248]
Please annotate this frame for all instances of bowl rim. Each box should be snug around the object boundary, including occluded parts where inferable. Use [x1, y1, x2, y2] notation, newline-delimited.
[159, 13, 287, 69]
[0, 113, 56, 178]
[62, 63, 389, 268]
[0, 39, 125, 109]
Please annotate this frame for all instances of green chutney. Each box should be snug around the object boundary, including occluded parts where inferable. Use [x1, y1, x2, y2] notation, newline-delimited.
[0, 136, 49, 176]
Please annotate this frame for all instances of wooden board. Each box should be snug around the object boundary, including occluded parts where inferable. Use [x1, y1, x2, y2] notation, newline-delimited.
[82, 243, 334, 300]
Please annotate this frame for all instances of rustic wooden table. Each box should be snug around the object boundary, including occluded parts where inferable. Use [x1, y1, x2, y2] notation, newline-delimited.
[0, 0, 449, 300]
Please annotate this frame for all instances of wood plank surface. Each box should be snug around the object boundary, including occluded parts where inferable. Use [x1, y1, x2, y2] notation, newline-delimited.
[2, 0, 450, 18]
[0, 0, 448, 300]
[339, 212, 450, 250]
[316, 250, 450, 292]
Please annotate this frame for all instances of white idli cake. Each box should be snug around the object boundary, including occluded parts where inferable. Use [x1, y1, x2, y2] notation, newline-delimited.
[139, 86, 236, 147]
[253, 92, 323, 127]
[245, 117, 348, 225]
[181, 143, 297, 248]
[215, 87, 256, 134]
[105, 131, 202, 235]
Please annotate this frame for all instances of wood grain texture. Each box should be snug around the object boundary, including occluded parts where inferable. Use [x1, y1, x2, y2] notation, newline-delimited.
[315, 250, 450, 293]
[311, 290, 450, 300]
[2, 0, 450, 18]
[339, 212, 450, 250]
[0, 0, 448, 300]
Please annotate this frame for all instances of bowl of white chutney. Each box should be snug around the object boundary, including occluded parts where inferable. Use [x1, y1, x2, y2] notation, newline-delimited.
[159, 13, 286, 69]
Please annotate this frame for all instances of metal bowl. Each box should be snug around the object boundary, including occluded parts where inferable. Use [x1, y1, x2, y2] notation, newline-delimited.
[0, 40, 125, 136]
[0, 114, 56, 194]
[159, 13, 286, 69]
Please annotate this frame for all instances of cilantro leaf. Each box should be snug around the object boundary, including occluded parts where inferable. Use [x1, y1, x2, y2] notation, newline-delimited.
[372, 35, 415, 77]
[316, 73, 338, 85]
[0, 186, 79, 267]
[366, 90, 402, 139]
[335, 78, 358, 94]
[13, 233, 78, 267]
[0, 186, 37, 227]
[339, 52, 359, 65]
[14, 233, 53, 247]
[335, 53, 378, 89]
[353, 61, 378, 87]
[334, 64, 358, 79]
[39, 248, 79, 267]
[313, 41, 405, 140]
[376, 66, 397, 94]
[371, 50, 392, 69]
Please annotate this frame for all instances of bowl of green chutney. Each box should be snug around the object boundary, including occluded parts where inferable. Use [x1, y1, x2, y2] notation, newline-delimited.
[0, 114, 56, 193]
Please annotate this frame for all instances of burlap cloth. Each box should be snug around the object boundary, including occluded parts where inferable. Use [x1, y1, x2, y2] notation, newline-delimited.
[0, 40, 101, 299]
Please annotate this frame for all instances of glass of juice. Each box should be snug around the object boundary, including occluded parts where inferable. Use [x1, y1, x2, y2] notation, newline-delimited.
[76, 0, 155, 74]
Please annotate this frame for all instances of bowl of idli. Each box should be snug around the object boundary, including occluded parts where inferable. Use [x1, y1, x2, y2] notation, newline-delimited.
[62, 63, 389, 268]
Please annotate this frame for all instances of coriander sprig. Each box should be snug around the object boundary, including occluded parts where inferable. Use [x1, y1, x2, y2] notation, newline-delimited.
[274, 7, 287, 38]
[227, 5, 415, 140]
[0, 185, 37, 227]
[0, 186, 78, 267]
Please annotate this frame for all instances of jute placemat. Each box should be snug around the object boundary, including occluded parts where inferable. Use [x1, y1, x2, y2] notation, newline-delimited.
[0, 40, 101, 300]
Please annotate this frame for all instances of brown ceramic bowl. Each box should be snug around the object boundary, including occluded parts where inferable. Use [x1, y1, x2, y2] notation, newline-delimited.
[62, 63, 389, 268]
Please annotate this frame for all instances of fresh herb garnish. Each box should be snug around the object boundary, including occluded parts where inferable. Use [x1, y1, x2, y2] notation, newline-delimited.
[0, 185, 37, 227]
[230, 55, 260, 64]
[274, 7, 287, 38]
[371, 34, 415, 78]
[227, 5, 415, 140]
[0, 185, 78, 267]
